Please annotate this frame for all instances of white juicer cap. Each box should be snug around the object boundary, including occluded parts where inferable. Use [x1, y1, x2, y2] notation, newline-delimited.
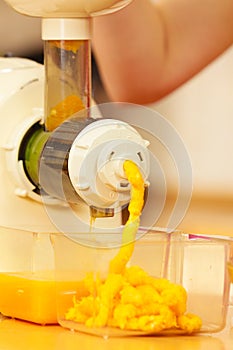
[68, 119, 150, 208]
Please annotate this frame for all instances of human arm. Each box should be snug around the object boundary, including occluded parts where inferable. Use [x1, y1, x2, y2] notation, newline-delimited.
[92, 0, 233, 104]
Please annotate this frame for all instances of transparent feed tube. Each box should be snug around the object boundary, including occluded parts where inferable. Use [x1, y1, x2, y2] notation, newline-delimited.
[44, 39, 91, 131]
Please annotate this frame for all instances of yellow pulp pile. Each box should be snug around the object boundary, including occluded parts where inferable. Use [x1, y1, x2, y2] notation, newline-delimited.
[65, 161, 202, 333]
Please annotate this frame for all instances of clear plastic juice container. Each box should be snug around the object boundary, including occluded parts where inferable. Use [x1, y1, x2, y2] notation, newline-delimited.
[52, 229, 233, 337]
[0, 225, 232, 335]
[0, 226, 56, 324]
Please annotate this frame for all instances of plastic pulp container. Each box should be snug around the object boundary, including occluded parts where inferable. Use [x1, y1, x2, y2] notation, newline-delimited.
[52, 230, 233, 337]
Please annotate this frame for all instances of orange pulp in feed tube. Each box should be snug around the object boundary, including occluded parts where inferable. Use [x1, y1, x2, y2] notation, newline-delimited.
[46, 40, 86, 131]
[50, 40, 84, 53]
[46, 94, 85, 131]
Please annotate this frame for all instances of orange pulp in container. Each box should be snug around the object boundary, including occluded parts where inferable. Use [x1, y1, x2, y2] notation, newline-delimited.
[64, 160, 202, 334]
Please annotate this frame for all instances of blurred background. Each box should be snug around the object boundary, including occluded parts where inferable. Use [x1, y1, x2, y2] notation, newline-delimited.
[0, 1, 42, 61]
[153, 45, 233, 200]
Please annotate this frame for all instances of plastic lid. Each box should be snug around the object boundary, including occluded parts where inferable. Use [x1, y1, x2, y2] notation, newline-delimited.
[42, 18, 91, 40]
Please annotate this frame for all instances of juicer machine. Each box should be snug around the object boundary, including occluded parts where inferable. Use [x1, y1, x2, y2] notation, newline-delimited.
[0, 0, 153, 234]
[1, 2, 232, 333]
